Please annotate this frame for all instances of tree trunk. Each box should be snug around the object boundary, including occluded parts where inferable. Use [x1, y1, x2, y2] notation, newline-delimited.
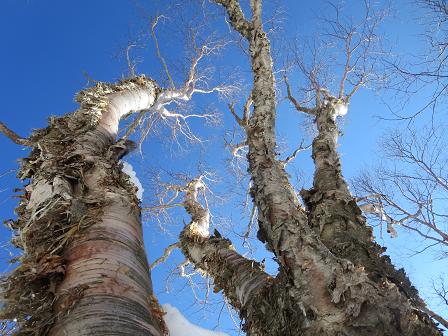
[1, 77, 167, 335]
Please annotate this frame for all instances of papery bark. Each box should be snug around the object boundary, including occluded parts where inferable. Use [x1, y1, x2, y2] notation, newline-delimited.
[1, 77, 167, 335]
[206, 1, 444, 335]
[179, 179, 299, 335]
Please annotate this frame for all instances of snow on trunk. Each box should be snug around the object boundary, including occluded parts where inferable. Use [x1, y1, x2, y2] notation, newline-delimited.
[121, 160, 144, 200]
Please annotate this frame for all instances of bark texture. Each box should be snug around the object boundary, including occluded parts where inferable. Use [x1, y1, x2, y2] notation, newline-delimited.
[179, 178, 285, 335]
[0, 76, 167, 335]
[178, 1, 444, 335]
[301, 104, 421, 303]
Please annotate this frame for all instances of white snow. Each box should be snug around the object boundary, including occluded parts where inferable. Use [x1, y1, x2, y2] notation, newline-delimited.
[120, 161, 144, 200]
[162, 304, 229, 336]
[334, 102, 348, 117]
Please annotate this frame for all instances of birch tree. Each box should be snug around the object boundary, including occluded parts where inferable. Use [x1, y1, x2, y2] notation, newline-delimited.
[388, 0, 448, 120]
[0, 77, 168, 336]
[355, 127, 448, 250]
[174, 1, 445, 335]
[351, 0, 448, 323]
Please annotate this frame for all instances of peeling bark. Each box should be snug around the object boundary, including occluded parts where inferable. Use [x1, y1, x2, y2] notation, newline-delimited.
[300, 103, 422, 307]
[179, 178, 306, 336]
[180, 179, 271, 311]
[1, 76, 167, 335]
[204, 0, 444, 335]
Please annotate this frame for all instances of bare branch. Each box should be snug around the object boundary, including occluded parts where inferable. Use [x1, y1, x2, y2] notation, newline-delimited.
[178, 175, 273, 332]
[213, 0, 253, 38]
[126, 43, 137, 77]
[151, 15, 175, 88]
[286, 0, 387, 110]
[433, 276, 448, 306]
[138, 36, 234, 144]
[0, 121, 30, 146]
[242, 201, 257, 245]
[284, 75, 316, 114]
[280, 140, 311, 167]
[150, 242, 180, 270]
[228, 102, 244, 126]
[242, 94, 252, 123]
[228, 94, 252, 129]
[419, 305, 448, 330]
[353, 126, 448, 249]
[250, 0, 263, 28]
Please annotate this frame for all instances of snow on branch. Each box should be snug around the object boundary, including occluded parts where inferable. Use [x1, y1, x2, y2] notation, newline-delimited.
[357, 194, 424, 239]
[334, 101, 348, 117]
[358, 199, 399, 238]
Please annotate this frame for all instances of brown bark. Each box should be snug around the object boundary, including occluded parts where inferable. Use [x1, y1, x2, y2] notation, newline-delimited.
[301, 105, 422, 307]
[0, 77, 167, 335]
[179, 178, 278, 335]
[178, 1, 444, 335]
[179, 178, 319, 335]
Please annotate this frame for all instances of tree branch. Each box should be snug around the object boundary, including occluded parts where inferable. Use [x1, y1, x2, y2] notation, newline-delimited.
[284, 75, 316, 114]
[149, 242, 180, 270]
[213, 0, 253, 38]
[0, 121, 30, 146]
[151, 15, 175, 88]
[178, 177, 273, 325]
[280, 140, 311, 167]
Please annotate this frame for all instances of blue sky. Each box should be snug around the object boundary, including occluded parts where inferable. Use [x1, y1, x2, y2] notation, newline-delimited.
[0, 0, 447, 334]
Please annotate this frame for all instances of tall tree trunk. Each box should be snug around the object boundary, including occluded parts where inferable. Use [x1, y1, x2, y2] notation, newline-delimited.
[1, 77, 167, 335]
[179, 1, 444, 335]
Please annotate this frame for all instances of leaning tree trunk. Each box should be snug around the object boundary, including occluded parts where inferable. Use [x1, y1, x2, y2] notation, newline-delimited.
[0, 77, 167, 335]
[178, 1, 444, 335]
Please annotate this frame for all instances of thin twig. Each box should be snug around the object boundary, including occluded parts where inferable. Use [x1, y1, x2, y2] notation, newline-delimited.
[152, 15, 175, 88]
[280, 140, 311, 167]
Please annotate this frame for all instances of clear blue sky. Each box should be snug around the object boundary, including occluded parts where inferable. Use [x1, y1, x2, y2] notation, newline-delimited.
[0, 0, 446, 334]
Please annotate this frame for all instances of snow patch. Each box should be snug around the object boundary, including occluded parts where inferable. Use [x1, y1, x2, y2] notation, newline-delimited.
[334, 102, 348, 117]
[162, 304, 229, 336]
[121, 161, 144, 200]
